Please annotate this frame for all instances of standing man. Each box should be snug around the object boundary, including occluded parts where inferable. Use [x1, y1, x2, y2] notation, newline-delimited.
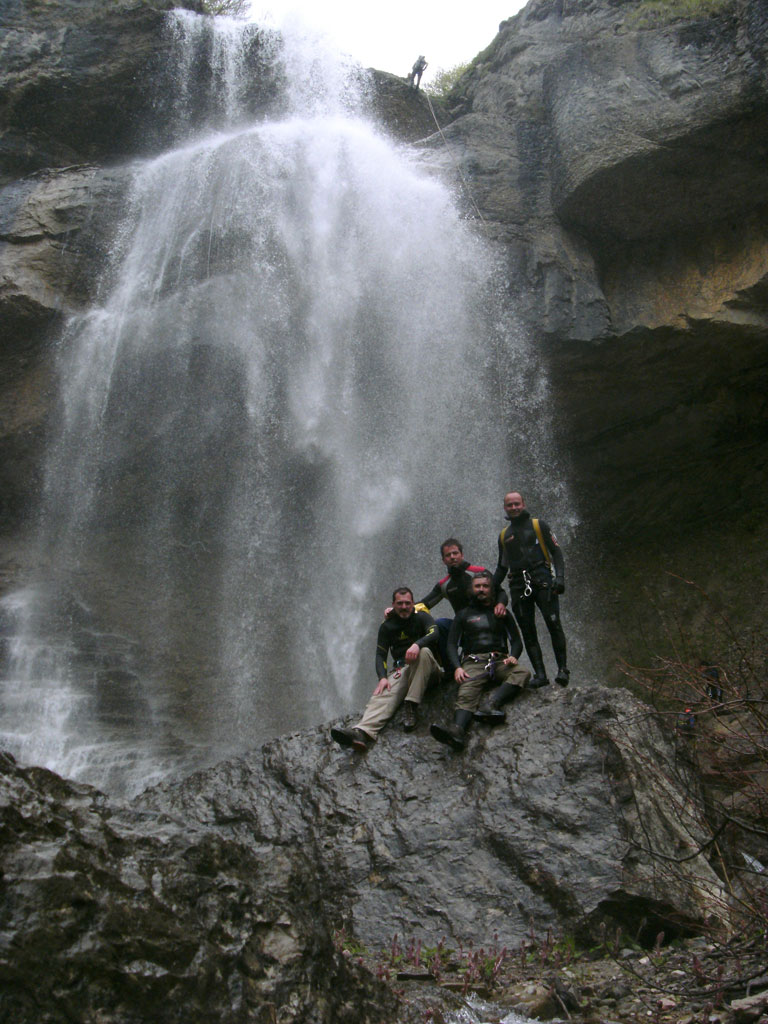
[492, 491, 570, 688]
[331, 587, 440, 751]
[408, 55, 428, 89]
[412, 537, 507, 665]
[431, 572, 530, 751]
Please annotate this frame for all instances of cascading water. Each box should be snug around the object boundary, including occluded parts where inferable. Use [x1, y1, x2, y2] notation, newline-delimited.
[0, 12, 570, 796]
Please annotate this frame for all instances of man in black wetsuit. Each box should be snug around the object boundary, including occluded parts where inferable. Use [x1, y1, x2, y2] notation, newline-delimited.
[431, 572, 530, 751]
[331, 587, 440, 751]
[412, 537, 506, 665]
[408, 55, 428, 89]
[492, 491, 569, 688]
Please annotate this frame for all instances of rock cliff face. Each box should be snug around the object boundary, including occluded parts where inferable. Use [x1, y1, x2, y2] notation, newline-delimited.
[0, 6, 763, 1014]
[0, 685, 728, 1022]
[427, 0, 768, 657]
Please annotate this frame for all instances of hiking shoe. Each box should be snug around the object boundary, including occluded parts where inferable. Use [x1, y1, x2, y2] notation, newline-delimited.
[555, 667, 570, 687]
[331, 726, 371, 750]
[402, 701, 418, 732]
[351, 728, 373, 751]
[430, 722, 466, 751]
[528, 674, 550, 689]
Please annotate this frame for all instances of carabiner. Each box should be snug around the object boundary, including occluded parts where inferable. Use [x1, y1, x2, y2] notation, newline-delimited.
[522, 570, 533, 598]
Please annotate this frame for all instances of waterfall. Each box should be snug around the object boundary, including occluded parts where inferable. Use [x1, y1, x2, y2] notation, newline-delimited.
[0, 12, 567, 796]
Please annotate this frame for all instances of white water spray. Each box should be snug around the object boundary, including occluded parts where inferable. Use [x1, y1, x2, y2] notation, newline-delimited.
[0, 12, 564, 795]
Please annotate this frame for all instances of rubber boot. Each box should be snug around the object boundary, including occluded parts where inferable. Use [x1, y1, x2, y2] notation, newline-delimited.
[430, 709, 474, 751]
[474, 682, 522, 723]
[528, 650, 550, 689]
[555, 666, 570, 687]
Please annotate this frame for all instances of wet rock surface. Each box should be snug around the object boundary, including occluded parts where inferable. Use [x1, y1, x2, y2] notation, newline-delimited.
[424, 0, 768, 657]
[0, 683, 742, 1022]
[0, 750, 405, 1024]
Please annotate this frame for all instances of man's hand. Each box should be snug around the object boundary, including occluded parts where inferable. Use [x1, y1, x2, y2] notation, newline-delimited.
[373, 677, 390, 696]
[404, 643, 421, 664]
[502, 656, 518, 666]
[454, 667, 468, 683]
[553, 580, 565, 595]
[493, 602, 506, 618]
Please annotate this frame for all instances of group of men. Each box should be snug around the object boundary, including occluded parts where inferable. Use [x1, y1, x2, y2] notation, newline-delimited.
[331, 491, 570, 754]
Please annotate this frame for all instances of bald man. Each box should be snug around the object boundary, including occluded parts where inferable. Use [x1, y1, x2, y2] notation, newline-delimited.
[492, 491, 569, 687]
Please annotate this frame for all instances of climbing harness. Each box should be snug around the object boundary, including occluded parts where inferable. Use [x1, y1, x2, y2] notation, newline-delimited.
[465, 651, 502, 682]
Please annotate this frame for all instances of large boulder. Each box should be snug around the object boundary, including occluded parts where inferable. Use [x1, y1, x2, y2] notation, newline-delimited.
[0, 684, 727, 1022]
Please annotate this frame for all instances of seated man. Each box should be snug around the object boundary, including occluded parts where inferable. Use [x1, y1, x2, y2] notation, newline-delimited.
[431, 572, 530, 752]
[331, 586, 440, 751]
[388, 538, 506, 666]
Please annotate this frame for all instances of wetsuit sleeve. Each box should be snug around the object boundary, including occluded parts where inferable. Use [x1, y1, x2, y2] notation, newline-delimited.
[493, 531, 507, 591]
[375, 623, 390, 679]
[495, 584, 509, 608]
[446, 613, 463, 672]
[415, 610, 438, 650]
[540, 519, 565, 583]
[417, 582, 442, 610]
[504, 612, 523, 660]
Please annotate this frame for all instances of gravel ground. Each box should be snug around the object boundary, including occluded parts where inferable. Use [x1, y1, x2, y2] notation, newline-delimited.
[347, 934, 768, 1024]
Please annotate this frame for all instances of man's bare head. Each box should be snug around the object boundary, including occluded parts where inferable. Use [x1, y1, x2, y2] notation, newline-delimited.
[503, 492, 526, 518]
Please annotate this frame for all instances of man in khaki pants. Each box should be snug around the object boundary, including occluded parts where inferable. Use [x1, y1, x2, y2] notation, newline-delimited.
[431, 572, 530, 752]
[331, 587, 440, 751]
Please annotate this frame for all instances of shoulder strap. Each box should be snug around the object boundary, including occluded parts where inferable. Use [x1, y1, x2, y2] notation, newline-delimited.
[532, 518, 551, 567]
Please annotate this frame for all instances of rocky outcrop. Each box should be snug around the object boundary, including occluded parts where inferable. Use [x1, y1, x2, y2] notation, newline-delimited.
[0, 684, 730, 1021]
[0, 0, 202, 180]
[411, 0, 768, 662]
[365, 70, 449, 143]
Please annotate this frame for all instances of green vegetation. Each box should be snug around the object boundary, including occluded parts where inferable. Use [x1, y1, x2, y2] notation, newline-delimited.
[425, 62, 471, 99]
[630, 0, 732, 27]
[200, 0, 250, 17]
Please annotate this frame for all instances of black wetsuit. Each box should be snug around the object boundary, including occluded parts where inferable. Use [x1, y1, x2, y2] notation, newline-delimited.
[492, 509, 567, 676]
[375, 610, 437, 679]
[419, 560, 505, 614]
[446, 602, 523, 674]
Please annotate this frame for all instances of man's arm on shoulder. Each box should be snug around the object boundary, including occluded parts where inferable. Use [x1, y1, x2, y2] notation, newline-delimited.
[417, 582, 442, 610]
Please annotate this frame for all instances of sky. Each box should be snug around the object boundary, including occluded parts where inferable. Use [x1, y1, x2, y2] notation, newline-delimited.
[250, 0, 528, 84]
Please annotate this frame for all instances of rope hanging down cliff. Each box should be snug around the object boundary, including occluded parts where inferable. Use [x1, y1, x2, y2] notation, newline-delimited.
[423, 91, 512, 418]
[423, 91, 487, 226]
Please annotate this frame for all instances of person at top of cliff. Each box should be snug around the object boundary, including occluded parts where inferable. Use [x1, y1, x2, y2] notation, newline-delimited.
[331, 586, 440, 751]
[431, 571, 530, 752]
[492, 490, 569, 689]
[408, 55, 428, 89]
[387, 538, 507, 667]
